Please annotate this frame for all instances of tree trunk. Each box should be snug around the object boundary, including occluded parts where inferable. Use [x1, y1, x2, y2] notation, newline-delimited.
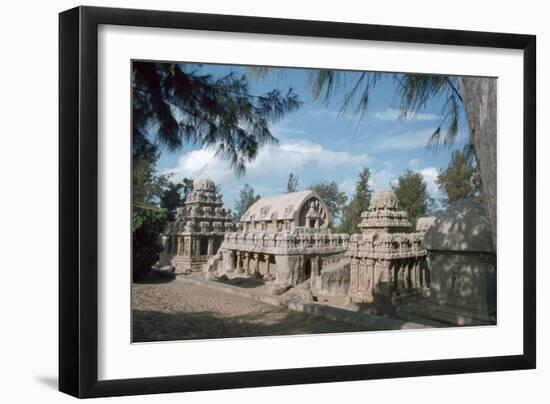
[458, 77, 497, 250]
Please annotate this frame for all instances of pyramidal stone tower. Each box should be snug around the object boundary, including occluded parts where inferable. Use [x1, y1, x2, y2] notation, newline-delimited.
[159, 178, 234, 273]
[346, 191, 428, 304]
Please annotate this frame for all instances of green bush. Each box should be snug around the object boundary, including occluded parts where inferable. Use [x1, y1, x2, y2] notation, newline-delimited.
[132, 205, 167, 282]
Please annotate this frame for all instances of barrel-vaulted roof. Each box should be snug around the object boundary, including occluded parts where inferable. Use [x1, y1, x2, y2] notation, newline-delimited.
[240, 190, 330, 224]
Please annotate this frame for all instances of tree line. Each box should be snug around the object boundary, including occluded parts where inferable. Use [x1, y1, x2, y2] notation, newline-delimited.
[234, 147, 482, 233]
[132, 62, 493, 280]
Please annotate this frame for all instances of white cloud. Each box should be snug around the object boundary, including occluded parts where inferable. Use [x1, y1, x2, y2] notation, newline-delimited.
[373, 107, 441, 122]
[307, 109, 349, 119]
[368, 166, 441, 198]
[163, 139, 370, 189]
[163, 148, 234, 185]
[270, 123, 307, 137]
[371, 169, 398, 192]
[339, 177, 357, 196]
[372, 128, 435, 151]
[419, 166, 442, 199]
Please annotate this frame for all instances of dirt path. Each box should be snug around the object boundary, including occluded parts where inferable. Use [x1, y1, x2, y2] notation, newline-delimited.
[132, 276, 371, 342]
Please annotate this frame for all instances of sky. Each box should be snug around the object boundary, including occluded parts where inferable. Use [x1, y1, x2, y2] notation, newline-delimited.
[155, 63, 469, 213]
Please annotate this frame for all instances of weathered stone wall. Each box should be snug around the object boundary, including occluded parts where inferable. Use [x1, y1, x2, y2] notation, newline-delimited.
[429, 251, 496, 319]
[422, 199, 497, 325]
[315, 259, 350, 296]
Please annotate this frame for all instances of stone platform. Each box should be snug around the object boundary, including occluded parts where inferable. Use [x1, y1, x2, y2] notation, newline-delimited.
[178, 273, 434, 331]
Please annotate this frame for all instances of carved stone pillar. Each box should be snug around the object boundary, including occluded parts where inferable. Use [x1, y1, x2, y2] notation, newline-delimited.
[177, 237, 184, 255]
[207, 238, 214, 256]
[350, 259, 358, 295]
[172, 237, 178, 255]
[236, 252, 242, 272]
[230, 251, 236, 271]
[253, 254, 260, 276]
[422, 256, 429, 288]
[372, 260, 381, 293]
[399, 264, 407, 290]
[311, 256, 320, 278]
[244, 253, 250, 275]
[166, 237, 172, 255]
[413, 260, 420, 289]
[194, 239, 200, 256]
[389, 262, 395, 288]
[184, 236, 191, 256]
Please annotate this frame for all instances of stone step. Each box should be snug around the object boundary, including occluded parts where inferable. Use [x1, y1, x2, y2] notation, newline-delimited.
[396, 301, 495, 327]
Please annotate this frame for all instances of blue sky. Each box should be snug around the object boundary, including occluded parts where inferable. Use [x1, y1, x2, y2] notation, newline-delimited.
[157, 63, 469, 212]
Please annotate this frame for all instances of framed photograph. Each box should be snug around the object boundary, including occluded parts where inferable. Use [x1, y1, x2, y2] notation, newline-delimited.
[59, 6, 536, 398]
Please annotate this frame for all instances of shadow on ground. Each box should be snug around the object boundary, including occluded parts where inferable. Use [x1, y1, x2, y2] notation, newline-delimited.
[214, 276, 265, 289]
[132, 309, 372, 342]
[135, 269, 176, 284]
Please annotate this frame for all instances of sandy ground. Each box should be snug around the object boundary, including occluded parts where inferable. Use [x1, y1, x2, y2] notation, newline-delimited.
[132, 274, 370, 342]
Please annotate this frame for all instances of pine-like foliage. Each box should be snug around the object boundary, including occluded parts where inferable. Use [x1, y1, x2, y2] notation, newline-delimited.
[234, 184, 261, 220]
[159, 177, 194, 221]
[133, 62, 301, 174]
[286, 172, 300, 193]
[391, 170, 432, 227]
[340, 167, 373, 234]
[307, 70, 466, 153]
[436, 149, 482, 206]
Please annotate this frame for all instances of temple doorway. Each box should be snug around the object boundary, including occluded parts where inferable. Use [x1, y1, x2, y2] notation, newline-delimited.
[304, 258, 312, 280]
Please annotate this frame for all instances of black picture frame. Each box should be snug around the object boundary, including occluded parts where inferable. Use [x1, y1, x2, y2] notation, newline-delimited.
[59, 5, 536, 398]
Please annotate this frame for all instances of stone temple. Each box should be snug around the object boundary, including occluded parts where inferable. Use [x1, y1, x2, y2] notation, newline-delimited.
[215, 190, 350, 287]
[159, 178, 234, 273]
[161, 182, 495, 327]
[347, 191, 428, 304]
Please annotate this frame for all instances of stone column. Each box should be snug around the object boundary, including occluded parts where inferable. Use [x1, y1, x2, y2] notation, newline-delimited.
[414, 260, 421, 289]
[372, 260, 381, 293]
[244, 253, 250, 275]
[184, 236, 191, 256]
[207, 238, 214, 256]
[397, 262, 405, 292]
[311, 256, 319, 278]
[253, 254, 260, 276]
[366, 258, 375, 301]
[172, 237, 178, 255]
[165, 237, 171, 255]
[422, 256, 429, 288]
[266, 255, 271, 276]
[177, 237, 184, 255]
[236, 252, 242, 273]
[194, 239, 200, 256]
[350, 259, 358, 295]
[230, 251, 236, 271]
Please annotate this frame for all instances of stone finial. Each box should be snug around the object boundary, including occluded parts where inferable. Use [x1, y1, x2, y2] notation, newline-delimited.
[194, 178, 216, 191]
[371, 191, 399, 210]
[358, 191, 411, 233]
